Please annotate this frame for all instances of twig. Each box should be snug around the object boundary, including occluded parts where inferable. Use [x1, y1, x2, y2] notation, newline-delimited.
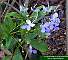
[3, 2, 21, 14]
[25, 51, 28, 60]
[59, 0, 64, 5]
[1, 47, 12, 56]
[6, 0, 16, 13]
[15, 1, 20, 6]
[1, 0, 10, 20]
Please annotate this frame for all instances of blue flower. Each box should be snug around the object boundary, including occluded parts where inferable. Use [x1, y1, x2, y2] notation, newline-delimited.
[31, 7, 40, 12]
[28, 45, 32, 54]
[40, 22, 51, 33]
[40, 16, 60, 33]
[21, 20, 35, 30]
[50, 13, 60, 27]
[41, 26, 45, 33]
[21, 24, 31, 30]
[32, 50, 37, 54]
[53, 26, 59, 31]
[45, 27, 50, 33]
[50, 18, 60, 26]
[43, 6, 49, 12]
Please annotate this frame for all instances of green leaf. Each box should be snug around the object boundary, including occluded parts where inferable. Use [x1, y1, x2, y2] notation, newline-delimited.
[12, 49, 23, 60]
[31, 40, 48, 52]
[25, 32, 37, 41]
[3, 56, 11, 60]
[5, 12, 18, 17]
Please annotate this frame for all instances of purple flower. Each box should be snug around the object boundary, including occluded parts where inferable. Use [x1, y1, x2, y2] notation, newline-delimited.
[40, 22, 51, 33]
[53, 26, 59, 31]
[21, 24, 31, 30]
[28, 45, 32, 53]
[32, 50, 37, 54]
[58, 10, 64, 19]
[41, 27, 45, 33]
[45, 27, 50, 33]
[49, 24, 54, 30]
[43, 6, 49, 12]
[52, 12, 58, 19]
[40, 17, 60, 33]
[50, 13, 60, 27]
[21, 20, 35, 30]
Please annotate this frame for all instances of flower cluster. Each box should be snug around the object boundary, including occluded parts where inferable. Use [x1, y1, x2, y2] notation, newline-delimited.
[40, 12, 60, 33]
[21, 5, 61, 35]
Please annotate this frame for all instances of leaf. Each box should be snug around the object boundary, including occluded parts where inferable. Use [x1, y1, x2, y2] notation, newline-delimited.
[3, 17, 16, 33]
[30, 10, 46, 23]
[25, 32, 37, 40]
[5, 12, 18, 17]
[3, 56, 11, 60]
[12, 49, 23, 60]
[31, 40, 48, 52]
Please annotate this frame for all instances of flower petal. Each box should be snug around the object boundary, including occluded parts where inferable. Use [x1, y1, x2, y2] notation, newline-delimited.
[53, 12, 58, 19]
[26, 20, 31, 24]
[27, 25, 31, 30]
[41, 27, 45, 33]
[21, 25, 27, 29]
[32, 50, 37, 54]
[29, 23, 35, 27]
[43, 6, 48, 12]
[54, 26, 59, 31]
[49, 25, 54, 30]
[45, 28, 50, 33]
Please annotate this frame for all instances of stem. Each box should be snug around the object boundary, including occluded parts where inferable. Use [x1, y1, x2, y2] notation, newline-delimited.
[25, 51, 28, 60]
[1, 0, 10, 20]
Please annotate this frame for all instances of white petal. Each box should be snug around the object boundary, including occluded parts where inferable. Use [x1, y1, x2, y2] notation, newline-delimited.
[53, 13, 58, 19]
[28, 45, 32, 53]
[27, 25, 31, 30]
[29, 23, 35, 27]
[26, 20, 31, 24]
[20, 5, 23, 12]
[48, 6, 53, 12]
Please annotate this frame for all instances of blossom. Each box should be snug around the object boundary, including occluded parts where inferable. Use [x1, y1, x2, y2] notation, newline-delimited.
[28, 45, 32, 54]
[31, 7, 35, 11]
[52, 12, 58, 19]
[40, 13, 60, 33]
[50, 12, 60, 27]
[32, 50, 37, 54]
[50, 18, 60, 26]
[26, 20, 35, 27]
[42, 6, 49, 12]
[19, 5, 28, 12]
[31, 7, 40, 12]
[53, 26, 59, 31]
[21, 20, 35, 30]
[58, 10, 64, 19]
[40, 22, 51, 33]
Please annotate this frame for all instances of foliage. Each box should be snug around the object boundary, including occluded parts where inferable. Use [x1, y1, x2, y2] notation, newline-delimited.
[0, 4, 61, 60]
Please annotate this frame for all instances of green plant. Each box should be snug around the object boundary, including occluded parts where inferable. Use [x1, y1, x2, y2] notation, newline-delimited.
[0, 4, 60, 60]
[0, 5, 47, 60]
